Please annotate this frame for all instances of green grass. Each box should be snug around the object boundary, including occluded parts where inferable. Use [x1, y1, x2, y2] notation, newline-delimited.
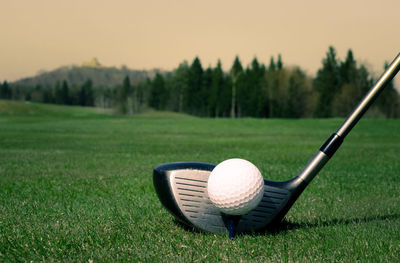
[0, 100, 399, 262]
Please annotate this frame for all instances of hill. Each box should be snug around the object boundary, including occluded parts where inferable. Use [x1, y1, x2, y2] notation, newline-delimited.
[0, 99, 111, 119]
[11, 64, 164, 89]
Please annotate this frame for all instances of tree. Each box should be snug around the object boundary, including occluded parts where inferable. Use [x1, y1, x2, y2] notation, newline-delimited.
[43, 86, 54, 103]
[202, 67, 213, 117]
[209, 60, 225, 117]
[313, 46, 340, 117]
[230, 56, 243, 118]
[333, 50, 372, 116]
[172, 61, 190, 113]
[31, 84, 43, 102]
[136, 78, 151, 111]
[266, 55, 315, 118]
[266, 56, 280, 117]
[69, 84, 80, 105]
[0, 81, 12, 99]
[375, 62, 400, 118]
[185, 57, 204, 115]
[271, 69, 289, 117]
[277, 54, 283, 70]
[149, 73, 167, 110]
[54, 81, 61, 104]
[79, 79, 94, 106]
[339, 50, 357, 84]
[286, 68, 311, 118]
[116, 76, 131, 114]
[61, 80, 70, 105]
[239, 58, 266, 117]
[268, 57, 276, 72]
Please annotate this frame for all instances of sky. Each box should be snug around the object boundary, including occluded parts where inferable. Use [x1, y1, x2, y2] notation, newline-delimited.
[1, 0, 399, 88]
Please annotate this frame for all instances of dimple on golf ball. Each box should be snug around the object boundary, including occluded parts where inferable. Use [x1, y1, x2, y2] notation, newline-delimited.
[207, 158, 264, 215]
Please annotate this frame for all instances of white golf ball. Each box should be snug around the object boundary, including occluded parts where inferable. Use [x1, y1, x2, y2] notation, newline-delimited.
[207, 158, 264, 215]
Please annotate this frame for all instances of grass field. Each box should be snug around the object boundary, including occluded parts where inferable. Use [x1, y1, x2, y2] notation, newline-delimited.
[0, 100, 399, 262]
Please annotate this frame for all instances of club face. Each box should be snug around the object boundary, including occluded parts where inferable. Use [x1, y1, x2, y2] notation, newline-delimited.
[153, 162, 300, 233]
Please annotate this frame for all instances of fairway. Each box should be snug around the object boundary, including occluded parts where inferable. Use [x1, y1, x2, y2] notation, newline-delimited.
[0, 101, 399, 262]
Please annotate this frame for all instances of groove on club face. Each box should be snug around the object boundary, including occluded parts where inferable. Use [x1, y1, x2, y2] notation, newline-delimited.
[238, 182, 292, 233]
[153, 162, 302, 233]
[172, 168, 225, 233]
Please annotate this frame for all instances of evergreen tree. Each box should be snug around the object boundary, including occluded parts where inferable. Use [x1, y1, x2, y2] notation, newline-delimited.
[202, 67, 213, 117]
[267, 56, 280, 117]
[149, 73, 167, 110]
[239, 58, 266, 117]
[79, 84, 86, 106]
[69, 84, 80, 105]
[356, 65, 372, 96]
[185, 57, 204, 115]
[136, 78, 151, 111]
[313, 46, 340, 117]
[79, 79, 94, 106]
[274, 69, 289, 117]
[123, 76, 131, 96]
[25, 92, 32, 101]
[116, 76, 131, 114]
[0, 81, 12, 99]
[43, 86, 54, 103]
[268, 57, 276, 72]
[87, 81, 94, 106]
[209, 60, 225, 117]
[102, 87, 115, 109]
[375, 62, 400, 117]
[54, 81, 63, 104]
[230, 56, 243, 118]
[172, 61, 189, 113]
[339, 50, 357, 84]
[333, 50, 372, 116]
[267, 55, 290, 117]
[61, 80, 70, 105]
[277, 54, 283, 70]
[127, 76, 139, 113]
[220, 75, 233, 117]
[286, 68, 309, 118]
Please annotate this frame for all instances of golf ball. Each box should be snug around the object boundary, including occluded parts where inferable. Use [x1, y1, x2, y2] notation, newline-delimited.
[207, 158, 264, 215]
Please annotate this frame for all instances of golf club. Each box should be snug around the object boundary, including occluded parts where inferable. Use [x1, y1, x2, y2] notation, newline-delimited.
[153, 53, 400, 234]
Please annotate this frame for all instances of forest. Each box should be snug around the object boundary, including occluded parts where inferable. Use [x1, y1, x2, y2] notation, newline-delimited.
[1, 46, 399, 118]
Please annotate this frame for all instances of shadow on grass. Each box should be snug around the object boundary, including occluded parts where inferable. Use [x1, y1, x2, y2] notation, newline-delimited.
[173, 219, 204, 233]
[264, 213, 400, 235]
[173, 214, 400, 236]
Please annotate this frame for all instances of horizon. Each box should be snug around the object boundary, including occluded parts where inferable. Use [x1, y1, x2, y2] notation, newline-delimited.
[1, 0, 399, 88]
[5, 54, 400, 93]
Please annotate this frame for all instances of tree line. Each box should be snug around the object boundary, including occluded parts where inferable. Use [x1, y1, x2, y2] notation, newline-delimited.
[1, 79, 96, 107]
[1, 46, 399, 118]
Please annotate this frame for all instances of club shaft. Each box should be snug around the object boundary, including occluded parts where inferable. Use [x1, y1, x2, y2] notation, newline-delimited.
[337, 53, 400, 138]
[297, 52, 400, 184]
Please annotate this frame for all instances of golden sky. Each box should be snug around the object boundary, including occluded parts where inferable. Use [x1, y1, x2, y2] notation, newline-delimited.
[1, 0, 399, 86]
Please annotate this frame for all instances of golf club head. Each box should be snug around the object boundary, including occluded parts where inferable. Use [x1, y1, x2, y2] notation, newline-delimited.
[153, 162, 306, 234]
